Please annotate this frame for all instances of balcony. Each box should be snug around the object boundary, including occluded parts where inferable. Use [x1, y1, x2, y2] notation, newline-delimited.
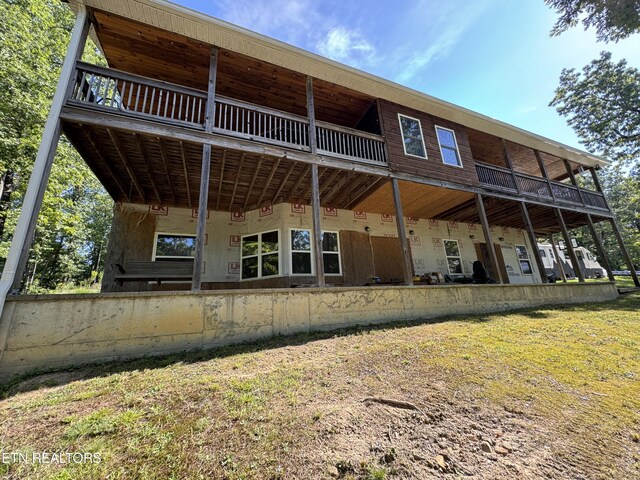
[67, 62, 388, 167]
[475, 162, 608, 210]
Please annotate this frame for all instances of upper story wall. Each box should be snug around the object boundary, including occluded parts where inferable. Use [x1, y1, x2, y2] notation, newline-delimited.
[379, 99, 480, 188]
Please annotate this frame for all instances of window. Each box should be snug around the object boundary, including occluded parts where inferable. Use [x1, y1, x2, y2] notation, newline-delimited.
[435, 126, 462, 167]
[153, 233, 195, 261]
[444, 240, 462, 274]
[290, 229, 342, 275]
[241, 230, 279, 279]
[539, 249, 547, 258]
[291, 229, 312, 275]
[398, 114, 427, 158]
[516, 245, 533, 275]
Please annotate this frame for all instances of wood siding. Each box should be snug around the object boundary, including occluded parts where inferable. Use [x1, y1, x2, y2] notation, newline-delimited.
[379, 99, 479, 187]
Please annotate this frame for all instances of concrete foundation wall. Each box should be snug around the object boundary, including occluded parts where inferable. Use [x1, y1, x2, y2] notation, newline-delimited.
[0, 283, 617, 382]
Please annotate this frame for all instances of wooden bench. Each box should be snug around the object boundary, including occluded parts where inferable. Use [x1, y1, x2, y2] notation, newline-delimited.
[114, 261, 194, 285]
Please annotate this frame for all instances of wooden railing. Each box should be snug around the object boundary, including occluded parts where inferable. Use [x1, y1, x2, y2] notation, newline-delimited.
[475, 162, 608, 210]
[70, 62, 207, 126]
[316, 121, 387, 165]
[68, 62, 388, 165]
[212, 96, 310, 150]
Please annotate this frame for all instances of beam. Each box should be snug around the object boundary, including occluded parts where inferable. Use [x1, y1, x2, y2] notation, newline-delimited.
[311, 164, 325, 286]
[391, 178, 413, 285]
[1, 6, 90, 298]
[192, 46, 218, 291]
[107, 129, 146, 201]
[158, 138, 177, 204]
[519, 202, 547, 283]
[476, 193, 502, 284]
[229, 153, 245, 210]
[271, 161, 296, 204]
[243, 156, 263, 211]
[179, 141, 192, 209]
[549, 234, 567, 282]
[609, 217, 640, 287]
[584, 214, 615, 282]
[135, 134, 162, 204]
[555, 208, 584, 282]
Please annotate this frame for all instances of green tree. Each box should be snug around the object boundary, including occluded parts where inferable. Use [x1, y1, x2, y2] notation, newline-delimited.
[0, 0, 113, 291]
[545, 0, 640, 42]
[550, 52, 640, 165]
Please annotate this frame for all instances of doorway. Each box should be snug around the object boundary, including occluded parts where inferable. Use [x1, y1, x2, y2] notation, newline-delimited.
[475, 243, 509, 284]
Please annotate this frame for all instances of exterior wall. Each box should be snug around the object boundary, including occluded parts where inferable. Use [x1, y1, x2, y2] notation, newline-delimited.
[0, 282, 618, 382]
[378, 99, 480, 187]
[111, 202, 543, 289]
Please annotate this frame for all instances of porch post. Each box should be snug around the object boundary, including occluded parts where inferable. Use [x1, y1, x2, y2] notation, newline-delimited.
[391, 178, 413, 285]
[306, 76, 317, 154]
[501, 139, 520, 193]
[519, 202, 547, 283]
[475, 194, 502, 283]
[584, 214, 615, 282]
[563, 159, 586, 206]
[534, 150, 556, 200]
[554, 208, 584, 282]
[0, 6, 89, 300]
[192, 47, 218, 291]
[608, 218, 640, 287]
[311, 165, 325, 286]
[548, 234, 567, 282]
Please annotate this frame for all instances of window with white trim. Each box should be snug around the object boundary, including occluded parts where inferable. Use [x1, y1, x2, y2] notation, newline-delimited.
[241, 230, 280, 279]
[291, 229, 312, 275]
[435, 126, 462, 167]
[444, 239, 462, 274]
[398, 114, 427, 158]
[289, 229, 341, 275]
[153, 233, 195, 261]
[516, 245, 533, 275]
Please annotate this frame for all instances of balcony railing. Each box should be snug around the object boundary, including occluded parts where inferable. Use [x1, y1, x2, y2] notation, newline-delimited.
[68, 62, 387, 166]
[475, 162, 608, 210]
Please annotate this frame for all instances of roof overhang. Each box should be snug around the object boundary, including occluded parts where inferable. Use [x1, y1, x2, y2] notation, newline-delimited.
[68, 0, 610, 169]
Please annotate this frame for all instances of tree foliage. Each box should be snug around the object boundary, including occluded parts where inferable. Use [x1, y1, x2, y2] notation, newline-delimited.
[0, 0, 113, 291]
[550, 52, 640, 164]
[545, 0, 640, 42]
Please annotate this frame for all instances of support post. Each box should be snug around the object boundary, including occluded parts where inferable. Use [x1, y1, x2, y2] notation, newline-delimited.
[0, 6, 89, 300]
[534, 150, 556, 200]
[391, 178, 413, 285]
[192, 47, 218, 291]
[501, 139, 520, 193]
[311, 165, 325, 287]
[563, 159, 586, 206]
[519, 202, 547, 283]
[584, 214, 615, 282]
[555, 208, 584, 282]
[609, 218, 640, 287]
[549, 234, 567, 282]
[306, 76, 317, 154]
[475, 194, 502, 283]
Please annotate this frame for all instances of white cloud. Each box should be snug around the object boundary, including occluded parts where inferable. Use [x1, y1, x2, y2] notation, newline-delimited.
[316, 27, 376, 67]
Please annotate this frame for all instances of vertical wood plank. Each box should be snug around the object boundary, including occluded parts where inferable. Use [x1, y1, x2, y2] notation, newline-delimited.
[476, 193, 502, 284]
[311, 164, 325, 286]
[534, 150, 555, 200]
[548, 234, 567, 282]
[584, 214, 615, 282]
[519, 202, 547, 283]
[555, 208, 584, 282]
[192, 46, 218, 291]
[391, 178, 413, 285]
[306, 76, 317, 154]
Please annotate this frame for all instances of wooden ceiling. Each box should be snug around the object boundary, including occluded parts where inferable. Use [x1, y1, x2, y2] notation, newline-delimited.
[467, 128, 584, 182]
[62, 121, 385, 212]
[92, 11, 375, 128]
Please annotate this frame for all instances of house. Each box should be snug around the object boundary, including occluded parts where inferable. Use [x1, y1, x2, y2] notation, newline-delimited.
[537, 243, 607, 280]
[0, 0, 636, 380]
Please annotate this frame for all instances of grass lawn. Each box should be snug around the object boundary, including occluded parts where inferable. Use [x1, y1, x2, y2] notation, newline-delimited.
[564, 275, 637, 288]
[1, 293, 639, 479]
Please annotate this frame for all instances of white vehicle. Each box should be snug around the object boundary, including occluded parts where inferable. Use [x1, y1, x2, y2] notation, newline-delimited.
[537, 243, 607, 280]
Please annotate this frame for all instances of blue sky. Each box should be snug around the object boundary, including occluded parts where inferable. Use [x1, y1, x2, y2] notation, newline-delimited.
[174, 0, 639, 153]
